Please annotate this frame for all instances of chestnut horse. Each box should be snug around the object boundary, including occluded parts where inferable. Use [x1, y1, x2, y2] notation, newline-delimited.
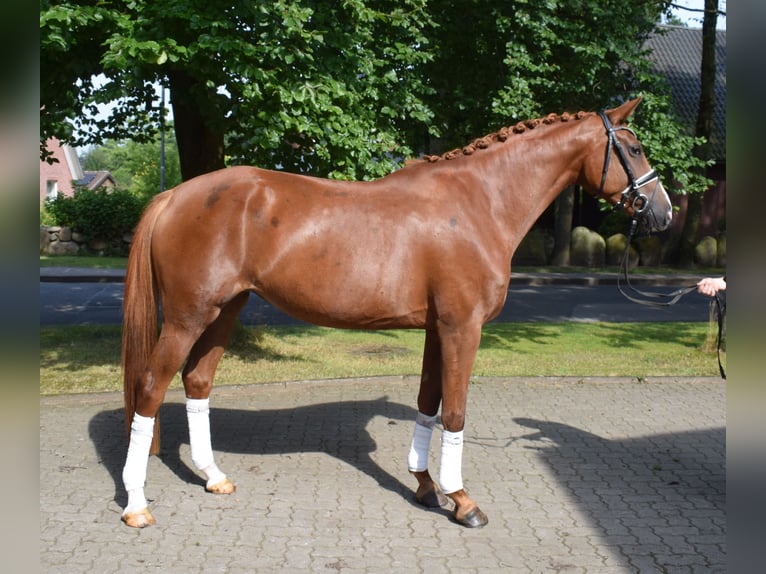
[120, 98, 672, 528]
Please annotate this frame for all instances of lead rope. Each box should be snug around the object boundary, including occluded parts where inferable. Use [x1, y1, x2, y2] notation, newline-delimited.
[712, 292, 727, 379]
[617, 218, 726, 379]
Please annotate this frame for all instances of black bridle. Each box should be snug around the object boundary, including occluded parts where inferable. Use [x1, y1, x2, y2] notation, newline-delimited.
[598, 111, 726, 379]
[597, 111, 660, 215]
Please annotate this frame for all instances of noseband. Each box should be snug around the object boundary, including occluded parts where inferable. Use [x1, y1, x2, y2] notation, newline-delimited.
[597, 111, 660, 216]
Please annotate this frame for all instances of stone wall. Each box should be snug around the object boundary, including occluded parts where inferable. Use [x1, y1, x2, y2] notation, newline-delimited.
[512, 226, 726, 268]
[40, 226, 133, 256]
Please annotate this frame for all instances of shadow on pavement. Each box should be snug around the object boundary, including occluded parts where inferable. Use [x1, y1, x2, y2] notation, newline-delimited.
[513, 418, 726, 572]
[88, 397, 452, 516]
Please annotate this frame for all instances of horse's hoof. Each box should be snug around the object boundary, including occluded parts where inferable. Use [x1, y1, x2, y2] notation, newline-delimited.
[206, 477, 236, 494]
[121, 507, 156, 528]
[454, 506, 488, 528]
[416, 487, 449, 508]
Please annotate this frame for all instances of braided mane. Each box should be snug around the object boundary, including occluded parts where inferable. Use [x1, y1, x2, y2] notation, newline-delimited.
[415, 110, 590, 164]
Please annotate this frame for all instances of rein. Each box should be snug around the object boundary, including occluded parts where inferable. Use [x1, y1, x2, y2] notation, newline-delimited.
[617, 219, 697, 307]
[598, 111, 726, 379]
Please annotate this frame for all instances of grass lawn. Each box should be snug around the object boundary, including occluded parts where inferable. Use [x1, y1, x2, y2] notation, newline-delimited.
[39, 255, 724, 276]
[39, 255, 128, 269]
[40, 321, 724, 396]
[39, 254, 725, 395]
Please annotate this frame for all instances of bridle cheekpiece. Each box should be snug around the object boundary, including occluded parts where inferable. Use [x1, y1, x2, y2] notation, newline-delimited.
[597, 111, 660, 217]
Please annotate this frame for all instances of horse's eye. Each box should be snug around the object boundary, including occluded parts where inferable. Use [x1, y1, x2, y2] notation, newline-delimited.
[629, 144, 642, 157]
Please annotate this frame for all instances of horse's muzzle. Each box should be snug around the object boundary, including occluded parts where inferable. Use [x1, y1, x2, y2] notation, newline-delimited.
[648, 182, 673, 232]
[633, 180, 672, 233]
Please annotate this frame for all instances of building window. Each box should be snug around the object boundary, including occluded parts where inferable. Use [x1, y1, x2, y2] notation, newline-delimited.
[46, 180, 58, 199]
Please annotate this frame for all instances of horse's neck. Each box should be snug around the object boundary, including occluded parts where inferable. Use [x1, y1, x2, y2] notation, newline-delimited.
[477, 121, 589, 249]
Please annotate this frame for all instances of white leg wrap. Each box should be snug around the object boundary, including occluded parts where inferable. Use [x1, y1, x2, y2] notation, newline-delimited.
[408, 412, 438, 472]
[438, 429, 464, 494]
[122, 413, 154, 515]
[186, 397, 227, 488]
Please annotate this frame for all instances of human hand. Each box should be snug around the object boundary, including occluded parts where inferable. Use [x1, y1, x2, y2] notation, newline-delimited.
[697, 277, 726, 297]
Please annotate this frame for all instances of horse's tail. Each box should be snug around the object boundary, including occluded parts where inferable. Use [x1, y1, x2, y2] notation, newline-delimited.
[121, 190, 173, 454]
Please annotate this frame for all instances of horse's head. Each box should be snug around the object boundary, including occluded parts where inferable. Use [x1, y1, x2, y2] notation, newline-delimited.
[579, 97, 673, 233]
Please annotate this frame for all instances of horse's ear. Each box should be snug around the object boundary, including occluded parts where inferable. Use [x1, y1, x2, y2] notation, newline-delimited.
[605, 97, 643, 125]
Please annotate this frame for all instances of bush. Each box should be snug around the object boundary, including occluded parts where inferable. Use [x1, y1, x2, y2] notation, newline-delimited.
[40, 205, 57, 226]
[44, 186, 146, 244]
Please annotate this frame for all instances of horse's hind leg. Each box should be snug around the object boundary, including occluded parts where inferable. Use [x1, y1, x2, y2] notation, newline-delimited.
[182, 292, 249, 495]
[122, 321, 205, 528]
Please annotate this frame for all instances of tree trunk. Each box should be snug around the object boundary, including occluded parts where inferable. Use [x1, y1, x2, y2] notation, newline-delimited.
[678, 0, 717, 267]
[168, 69, 226, 182]
[678, 192, 703, 267]
[551, 186, 574, 266]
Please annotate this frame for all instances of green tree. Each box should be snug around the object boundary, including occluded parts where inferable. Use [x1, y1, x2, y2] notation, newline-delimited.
[41, 0, 435, 181]
[421, 1, 666, 148]
[80, 128, 182, 202]
[418, 0, 710, 263]
[41, 0, 712, 215]
[678, 0, 720, 267]
[419, 1, 708, 189]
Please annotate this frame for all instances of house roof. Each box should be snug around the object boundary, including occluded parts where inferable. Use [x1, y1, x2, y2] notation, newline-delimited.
[77, 170, 116, 190]
[41, 137, 118, 199]
[643, 25, 726, 161]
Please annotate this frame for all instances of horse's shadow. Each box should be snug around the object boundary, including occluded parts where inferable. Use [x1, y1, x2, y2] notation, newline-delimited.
[89, 396, 443, 514]
[512, 417, 726, 498]
[510, 417, 726, 571]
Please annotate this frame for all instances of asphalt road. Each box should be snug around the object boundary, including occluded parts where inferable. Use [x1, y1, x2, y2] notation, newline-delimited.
[39, 280, 715, 327]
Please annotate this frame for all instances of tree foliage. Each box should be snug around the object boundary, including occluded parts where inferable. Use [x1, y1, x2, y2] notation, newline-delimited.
[41, 0, 435, 180]
[41, 0, 711, 196]
[80, 127, 182, 202]
[420, 0, 709, 195]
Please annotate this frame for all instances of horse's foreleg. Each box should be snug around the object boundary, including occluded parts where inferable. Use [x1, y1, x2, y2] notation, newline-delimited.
[182, 293, 248, 495]
[122, 323, 203, 528]
[436, 322, 488, 528]
[409, 329, 448, 508]
[409, 412, 448, 508]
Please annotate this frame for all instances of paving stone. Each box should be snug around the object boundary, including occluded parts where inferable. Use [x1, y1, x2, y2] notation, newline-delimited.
[40, 376, 725, 573]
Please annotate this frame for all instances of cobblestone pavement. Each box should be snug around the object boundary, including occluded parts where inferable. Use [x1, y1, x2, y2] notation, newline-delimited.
[40, 376, 725, 573]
